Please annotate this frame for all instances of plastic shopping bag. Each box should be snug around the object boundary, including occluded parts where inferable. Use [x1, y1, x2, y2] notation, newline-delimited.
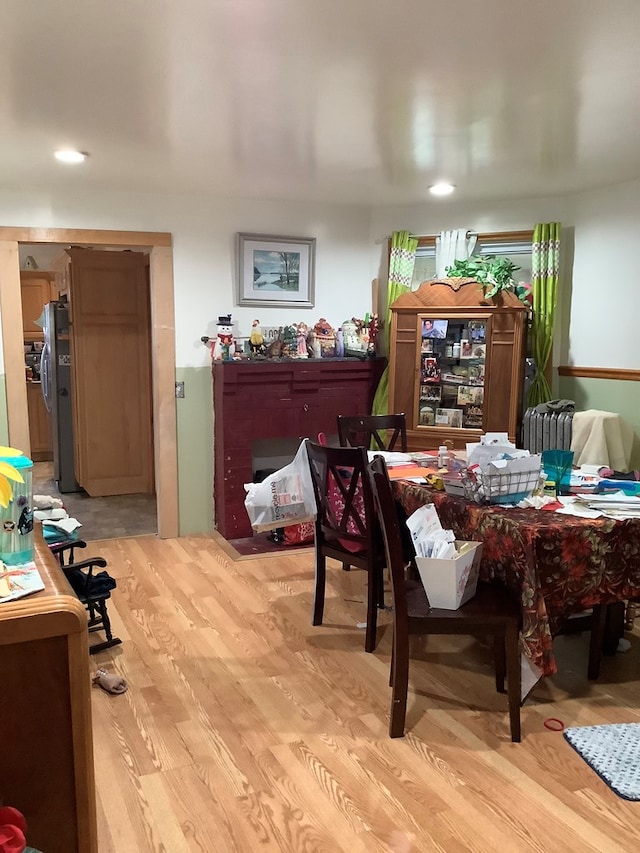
[244, 439, 317, 533]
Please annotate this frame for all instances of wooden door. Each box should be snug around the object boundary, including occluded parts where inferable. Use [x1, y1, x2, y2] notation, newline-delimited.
[68, 248, 154, 496]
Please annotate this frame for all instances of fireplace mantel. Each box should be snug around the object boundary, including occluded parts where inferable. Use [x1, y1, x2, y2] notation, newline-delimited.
[212, 358, 385, 539]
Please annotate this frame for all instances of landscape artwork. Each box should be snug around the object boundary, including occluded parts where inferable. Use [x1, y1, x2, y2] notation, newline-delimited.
[238, 233, 316, 308]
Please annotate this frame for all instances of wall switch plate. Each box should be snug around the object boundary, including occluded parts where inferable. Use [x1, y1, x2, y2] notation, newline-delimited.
[175, 381, 185, 398]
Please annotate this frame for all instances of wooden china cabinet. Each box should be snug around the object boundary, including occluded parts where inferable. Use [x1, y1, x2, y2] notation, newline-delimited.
[388, 278, 527, 451]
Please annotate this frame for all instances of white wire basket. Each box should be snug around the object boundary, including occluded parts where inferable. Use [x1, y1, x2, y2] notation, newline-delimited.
[461, 462, 542, 505]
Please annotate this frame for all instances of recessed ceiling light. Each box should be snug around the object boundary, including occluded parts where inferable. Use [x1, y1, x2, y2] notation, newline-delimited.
[429, 182, 455, 196]
[54, 149, 88, 164]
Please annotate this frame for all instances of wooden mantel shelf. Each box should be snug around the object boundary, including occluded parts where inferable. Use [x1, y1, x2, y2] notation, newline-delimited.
[212, 358, 386, 539]
[0, 526, 98, 853]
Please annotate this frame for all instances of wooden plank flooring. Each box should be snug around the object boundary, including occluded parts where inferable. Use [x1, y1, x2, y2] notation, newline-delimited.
[88, 535, 640, 852]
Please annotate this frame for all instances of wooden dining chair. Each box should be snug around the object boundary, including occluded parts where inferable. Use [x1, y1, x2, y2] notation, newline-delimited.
[306, 440, 386, 652]
[337, 413, 408, 453]
[369, 455, 522, 742]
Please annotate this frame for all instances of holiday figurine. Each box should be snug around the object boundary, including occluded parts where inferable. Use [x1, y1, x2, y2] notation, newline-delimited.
[296, 322, 309, 358]
[213, 314, 236, 360]
[249, 319, 266, 355]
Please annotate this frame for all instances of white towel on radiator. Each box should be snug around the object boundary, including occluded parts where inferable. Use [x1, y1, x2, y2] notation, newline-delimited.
[570, 410, 633, 471]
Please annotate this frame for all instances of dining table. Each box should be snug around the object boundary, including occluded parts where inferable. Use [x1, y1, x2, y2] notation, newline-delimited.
[393, 480, 640, 680]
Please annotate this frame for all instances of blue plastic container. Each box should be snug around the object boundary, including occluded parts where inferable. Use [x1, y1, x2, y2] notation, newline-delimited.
[0, 451, 34, 565]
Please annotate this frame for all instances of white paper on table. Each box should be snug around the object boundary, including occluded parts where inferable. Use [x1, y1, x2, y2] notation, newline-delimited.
[468, 445, 532, 470]
[366, 450, 412, 466]
[482, 432, 514, 446]
[576, 490, 640, 506]
[579, 464, 602, 476]
[556, 503, 604, 518]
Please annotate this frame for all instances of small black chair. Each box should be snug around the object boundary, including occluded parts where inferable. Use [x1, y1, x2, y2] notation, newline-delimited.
[306, 440, 386, 652]
[49, 539, 122, 655]
[370, 455, 522, 742]
[337, 413, 408, 453]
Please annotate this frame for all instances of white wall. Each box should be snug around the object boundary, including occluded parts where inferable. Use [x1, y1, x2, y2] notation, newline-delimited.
[369, 187, 640, 374]
[0, 189, 374, 366]
[565, 179, 640, 369]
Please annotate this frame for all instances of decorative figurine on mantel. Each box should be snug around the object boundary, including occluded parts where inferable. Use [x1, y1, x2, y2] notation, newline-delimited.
[313, 318, 336, 358]
[249, 319, 266, 355]
[296, 322, 309, 358]
[367, 313, 382, 356]
[213, 314, 236, 360]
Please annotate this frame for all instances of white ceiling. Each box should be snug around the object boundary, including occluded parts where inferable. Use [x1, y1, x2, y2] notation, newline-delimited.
[2, 0, 640, 206]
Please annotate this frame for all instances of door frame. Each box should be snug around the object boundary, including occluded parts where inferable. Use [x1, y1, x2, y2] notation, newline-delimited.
[0, 227, 178, 538]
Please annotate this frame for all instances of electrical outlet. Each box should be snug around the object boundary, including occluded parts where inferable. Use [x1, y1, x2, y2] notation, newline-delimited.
[175, 381, 185, 398]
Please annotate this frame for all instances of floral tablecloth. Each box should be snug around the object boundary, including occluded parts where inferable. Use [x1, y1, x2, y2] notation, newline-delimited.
[393, 482, 640, 677]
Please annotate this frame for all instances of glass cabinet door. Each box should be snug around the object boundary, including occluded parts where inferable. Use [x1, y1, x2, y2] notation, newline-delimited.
[417, 316, 486, 431]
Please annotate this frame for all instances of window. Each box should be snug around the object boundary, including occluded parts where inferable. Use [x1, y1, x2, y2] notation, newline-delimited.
[411, 230, 533, 290]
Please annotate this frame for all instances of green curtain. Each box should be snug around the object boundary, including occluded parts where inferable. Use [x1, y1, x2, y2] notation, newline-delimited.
[528, 222, 561, 406]
[372, 230, 418, 415]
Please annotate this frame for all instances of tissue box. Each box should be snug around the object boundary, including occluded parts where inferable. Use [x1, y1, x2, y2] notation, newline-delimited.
[415, 540, 483, 609]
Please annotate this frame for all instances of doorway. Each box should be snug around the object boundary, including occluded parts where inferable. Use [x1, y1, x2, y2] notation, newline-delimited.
[21, 243, 158, 541]
[0, 227, 178, 539]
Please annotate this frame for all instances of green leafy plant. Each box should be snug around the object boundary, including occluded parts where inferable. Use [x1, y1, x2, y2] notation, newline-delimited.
[446, 255, 521, 299]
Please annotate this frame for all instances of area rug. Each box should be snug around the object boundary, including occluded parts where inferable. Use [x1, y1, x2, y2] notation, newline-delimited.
[564, 723, 640, 800]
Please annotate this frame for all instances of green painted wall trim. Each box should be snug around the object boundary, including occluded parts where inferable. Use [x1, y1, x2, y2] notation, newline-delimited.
[558, 375, 640, 469]
[176, 365, 214, 535]
[0, 375, 8, 446]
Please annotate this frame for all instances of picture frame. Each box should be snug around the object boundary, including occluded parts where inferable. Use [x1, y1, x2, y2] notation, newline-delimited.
[237, 233, 316, 308]
[420, 384, 441, 403]
[435, 407, 463, 429]
[421, 318, 448, 339]
[457, 385, 484, 406]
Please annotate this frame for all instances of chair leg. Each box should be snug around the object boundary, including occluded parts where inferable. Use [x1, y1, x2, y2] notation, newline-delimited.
[365, 569, 378, 653]
[312, 550, 326, 626]
[389, 630, 409, 738]
[389, 631, 396, 687]
[376, 564, 385, 610]
[493, 629, 506, 693]
[88, 599, 122, 654]
[588, 603, 608, 680]
[505, 621, 521, 743]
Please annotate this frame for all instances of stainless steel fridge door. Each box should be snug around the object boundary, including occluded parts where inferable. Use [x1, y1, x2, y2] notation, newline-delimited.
[45, 302, 81, 493]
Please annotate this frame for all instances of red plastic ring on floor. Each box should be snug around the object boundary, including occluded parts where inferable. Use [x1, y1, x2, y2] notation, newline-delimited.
[544, 717, 565, 731]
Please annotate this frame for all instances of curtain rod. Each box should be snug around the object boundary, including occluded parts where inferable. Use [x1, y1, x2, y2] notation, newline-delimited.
[374, 230, 478, 245]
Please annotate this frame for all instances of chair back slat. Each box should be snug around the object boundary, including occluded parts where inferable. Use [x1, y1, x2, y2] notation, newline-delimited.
[306, 441, 376, 551]
[337, 414, 408, 453]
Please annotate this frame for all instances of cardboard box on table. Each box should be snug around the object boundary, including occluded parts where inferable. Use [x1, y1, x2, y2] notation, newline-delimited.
[415, 541, 483, 609]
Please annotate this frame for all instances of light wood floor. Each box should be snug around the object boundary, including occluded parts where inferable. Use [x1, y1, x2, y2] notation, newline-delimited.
[89, 535, 640, 852]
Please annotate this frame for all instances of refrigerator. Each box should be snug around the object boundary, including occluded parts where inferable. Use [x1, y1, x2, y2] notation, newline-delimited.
[40, 301, 81, 493]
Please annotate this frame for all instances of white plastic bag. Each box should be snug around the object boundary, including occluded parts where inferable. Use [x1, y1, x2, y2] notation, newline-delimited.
[243, 439, 317, 533]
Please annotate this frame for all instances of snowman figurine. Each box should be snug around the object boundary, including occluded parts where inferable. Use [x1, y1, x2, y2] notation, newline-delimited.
[213, 314, 236, 360]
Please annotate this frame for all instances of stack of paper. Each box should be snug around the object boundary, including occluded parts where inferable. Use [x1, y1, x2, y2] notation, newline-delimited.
[573, 490, 640, 519]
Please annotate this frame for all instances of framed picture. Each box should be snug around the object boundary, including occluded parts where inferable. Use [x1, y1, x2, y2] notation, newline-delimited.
[457, 385, 484, 406]
[435, 407, 463, 429]
[463, 404, 484, 429]
[420, 384, 441, 403]
[421, 357, 441, 383]
[237, 233, 316, 308]
[422, 318, 448, 339]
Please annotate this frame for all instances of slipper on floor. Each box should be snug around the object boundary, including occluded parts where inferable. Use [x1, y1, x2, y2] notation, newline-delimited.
[92, 669, 127, 694]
